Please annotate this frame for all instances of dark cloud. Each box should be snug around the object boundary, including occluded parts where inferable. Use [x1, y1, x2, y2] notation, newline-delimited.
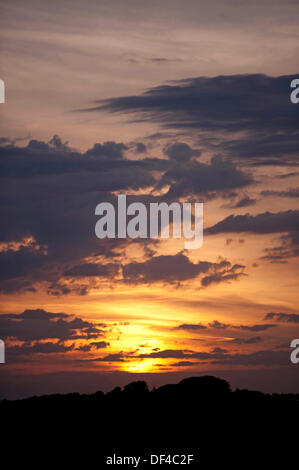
[83, 73, 299, 165]
[261, 231, 299, 262]
[84, 141, 127, 160]
[93, 352, 126, 362]
[208, 320, 230, 329]
[261, 188, 299, 198]
[123, 253, 245, 286]
[212, 348, 290, 367]
[85, 74, 298, 133]
[76, 341, 110, 351]
[0, 137, 161, 293]
[0, 308, 106, 342]
[212, 347, 228, 354]
[171, 361, 195, 367]
[234, 324, 276, 332]
[133, 142, 147, 154]
[138, 349, 192, 359]
[47, 282, 89, 297]
[230, 337, 262, 345]
[8, 342, 75, 356]
[0, 134, 254, 294]
[135, 346, 290, 366]
[207, 210, 299, 235]
[201, 263, 246, 287]
[63, 263, 119, 278]
[123, 253, 210, 283]
[230, 196, 257, 208]
[177, 323, 207, 331]
[220, 132, 299, 165]
[264, 312, 299, 323]
[163, 142, 201, 162]
[159, 156, 252, 199]
[276, 172, 299, 179]
[0, 245, 48, 281]
[176, 320, 275, 333]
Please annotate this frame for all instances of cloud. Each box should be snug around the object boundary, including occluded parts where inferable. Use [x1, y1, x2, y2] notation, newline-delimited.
[76, 341, 110, 352]
[201, 263, 246, 287]
[230, 337, 262, 345]
[220, 132, 299, 165]
[8, 342, 75, 356]
[82, 73, 299, 165]
[0, 135, 254, 294]
[261, 231, 299, 262]
[212, 348, 290, 366]
[176, 320, 275, 333]
[84, 141, 127, 160]
[261, 188, 299, 198]
[93, 352, 126, 362]
[207, 210, 299, 235]
[208, 320, 230, 329]
[264, 312, 299, 323]
[0, 308, 106, 342]
[122, 253, 245, 286]
[138, 349, 193, 359]
[133, 142, 147, 154]
[230, 196, 257, 208]
[84, 74, 298, 133]
[177, 323, 207, 331]
[276, 172, 299, 180]
[63, 263, 119, 278]
[0, 136, 162, 292]
[123, 253, 210, 283]
[135, 345, 290, 366]
[159, 156, 252, 199]
[234, 324, 276, 332]
[163, 142, 201, 162]
[171, 361, 195, 367]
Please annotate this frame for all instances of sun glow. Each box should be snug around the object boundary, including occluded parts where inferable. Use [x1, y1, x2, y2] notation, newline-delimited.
[121, 358, 158, 373]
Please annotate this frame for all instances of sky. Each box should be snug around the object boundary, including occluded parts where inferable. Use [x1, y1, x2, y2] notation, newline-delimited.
[0, 0, 299, 399]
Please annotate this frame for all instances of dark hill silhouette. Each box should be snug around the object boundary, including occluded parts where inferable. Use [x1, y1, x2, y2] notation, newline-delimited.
[1, 375, 298, 468]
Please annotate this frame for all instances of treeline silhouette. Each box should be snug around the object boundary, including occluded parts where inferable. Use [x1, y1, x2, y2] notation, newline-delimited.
[1, 376, 298, 468]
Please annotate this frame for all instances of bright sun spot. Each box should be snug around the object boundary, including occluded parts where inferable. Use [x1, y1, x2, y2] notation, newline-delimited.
[122, 359, 157, 373]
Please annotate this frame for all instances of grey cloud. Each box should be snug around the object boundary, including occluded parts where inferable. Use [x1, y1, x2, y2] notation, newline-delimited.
[85, 74, 298, 133]
[138, 349, 192, 359]
[134, 142, 147, 154]
[0, 308, 106, 341]
[77, 341, 110, 351]
[159, 156, 252, 199]
[261, 231, 299, 262]
[201, 263, 246, 287]
[176, 321, 275, 333]
[163, 142, 201, 162]
[261, 188, 299, 198]
[230, 337, 262, 345]
[84, 141, 127, 160]
[230, 197, 257, 208]
[212, 348, 290, 366]
[8, 341, 75, 356]
[83, 73, 299, 165]
[122, 253, 245, 286]
[177, 323, 207, 331]
[64, 263, 119, 278]
[264, 312, 299, 323]
[207, 210, 299, 235]
[208, 320, 230, 329]
[235, 324, 276, 332]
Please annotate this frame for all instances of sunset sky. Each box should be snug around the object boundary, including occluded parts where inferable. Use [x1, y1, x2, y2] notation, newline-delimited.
[0, 0, 298, 399]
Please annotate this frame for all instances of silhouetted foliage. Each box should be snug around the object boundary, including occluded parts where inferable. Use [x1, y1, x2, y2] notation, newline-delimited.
[1, 375, 298, 468]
